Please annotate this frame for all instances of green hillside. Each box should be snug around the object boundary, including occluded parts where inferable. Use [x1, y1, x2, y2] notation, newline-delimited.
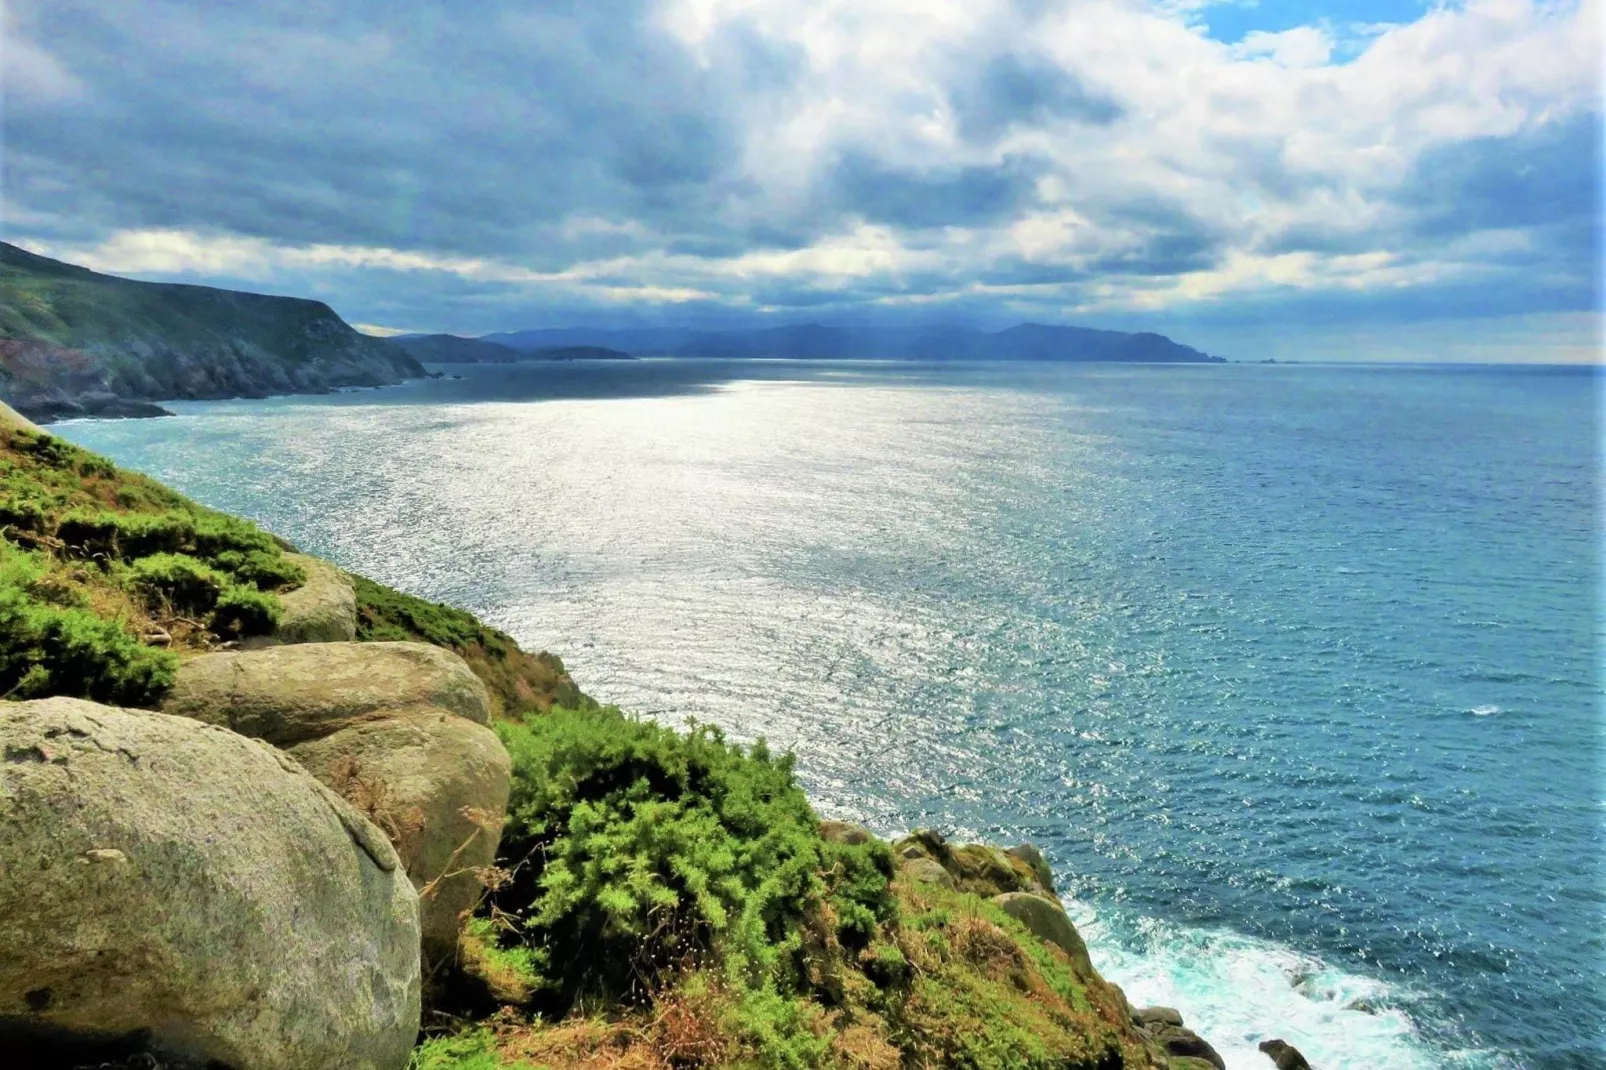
[0, 242, 422, 421]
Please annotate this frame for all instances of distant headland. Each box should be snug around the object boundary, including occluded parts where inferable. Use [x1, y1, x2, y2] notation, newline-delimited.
[0, 240, 1222, 423]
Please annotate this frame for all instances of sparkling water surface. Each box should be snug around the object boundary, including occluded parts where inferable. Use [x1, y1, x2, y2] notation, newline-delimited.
[58, 360, 1603, 1069]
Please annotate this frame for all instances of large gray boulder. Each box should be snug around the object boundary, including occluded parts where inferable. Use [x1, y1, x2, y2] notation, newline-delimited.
[161, 641, 492, 744]
[992, 891, 1097, 979]
[264, 555, 358, 645]
[162, 642, 509, 967]
[0, 697, 420, 1070]
[289, 710, 511, 965]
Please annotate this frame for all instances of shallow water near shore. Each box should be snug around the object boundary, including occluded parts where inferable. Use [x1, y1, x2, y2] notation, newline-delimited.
[59, 360, 1603, 1069]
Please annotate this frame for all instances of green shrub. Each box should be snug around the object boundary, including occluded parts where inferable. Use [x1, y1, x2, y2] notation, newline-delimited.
[112, 511, 195, 559]
[55, 509, 122, 559]
[0, 546, 176, 706]
[210, 548, 306, 590]
[210, 584, 281, 636]
[484, 706, 892, 1009]
[190, 512, 279, 558]
[408, 1029, 533, 1070]
[124, 553, 226, 616]
[0, 495, 48, 535]
[9, 429, 79, 470]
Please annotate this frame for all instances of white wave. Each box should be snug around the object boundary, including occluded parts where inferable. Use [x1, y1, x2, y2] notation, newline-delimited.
[1063, 899, 1499, 1070]
[1469, 704, 1501, 716]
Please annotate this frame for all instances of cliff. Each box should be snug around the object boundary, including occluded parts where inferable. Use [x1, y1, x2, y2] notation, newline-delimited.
[0, 243, 423, 422]
[0, 407, 1245, 1070]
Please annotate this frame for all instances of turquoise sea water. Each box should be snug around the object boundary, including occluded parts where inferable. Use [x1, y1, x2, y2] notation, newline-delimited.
[58, 360, 1603, 1069]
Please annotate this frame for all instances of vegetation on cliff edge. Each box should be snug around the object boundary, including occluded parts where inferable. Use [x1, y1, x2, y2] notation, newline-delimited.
[0, 424, 303, 703]
[419, 704, 1146, 1070]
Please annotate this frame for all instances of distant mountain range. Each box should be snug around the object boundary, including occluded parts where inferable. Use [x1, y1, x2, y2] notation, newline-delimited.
[385, 334, 633, 364]
[0, 242, 421, 422]
[481, 323, 1223, 363]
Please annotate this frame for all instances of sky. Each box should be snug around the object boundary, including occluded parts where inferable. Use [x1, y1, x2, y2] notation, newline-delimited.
[1, 0, 1601, 362]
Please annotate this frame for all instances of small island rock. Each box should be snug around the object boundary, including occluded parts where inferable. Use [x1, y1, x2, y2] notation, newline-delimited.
[1260, 1038, 1314, 1069]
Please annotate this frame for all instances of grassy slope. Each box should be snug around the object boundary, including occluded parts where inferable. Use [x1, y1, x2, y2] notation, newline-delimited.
[417, 704, 1155, 1070]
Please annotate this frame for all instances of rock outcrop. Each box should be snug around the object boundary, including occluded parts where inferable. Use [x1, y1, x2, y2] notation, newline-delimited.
[261, 554, 358, 645]
[0, 697, 420, 1070]
[1134, 1006, 1225, 1070]
[1260, 1038, 1315, 1069]
[161, 641, 511, 967]
[890, 827, 1234, 1070]
[993, 891, 1097, 977]
[161, 641, 493, 744]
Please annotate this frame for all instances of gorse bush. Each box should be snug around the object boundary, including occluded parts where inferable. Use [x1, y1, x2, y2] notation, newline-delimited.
[0, 544, 176, 705]
[124, 553, 227, 616]
[54, 507, 302, 590]
[210, 548, 306, 590]
[482, 705, 895, 1012]
[0, 426, 303, 706]
[211, 584, 281, 636]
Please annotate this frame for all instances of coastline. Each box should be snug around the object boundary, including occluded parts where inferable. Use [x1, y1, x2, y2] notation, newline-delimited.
[49, 362, 1598, 1068]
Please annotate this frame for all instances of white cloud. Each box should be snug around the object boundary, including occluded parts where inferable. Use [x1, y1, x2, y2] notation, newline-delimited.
[1231, 26, 1334, 68]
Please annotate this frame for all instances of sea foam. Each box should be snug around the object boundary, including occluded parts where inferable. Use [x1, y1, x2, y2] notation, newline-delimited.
[1065, 897, 1505, 1070]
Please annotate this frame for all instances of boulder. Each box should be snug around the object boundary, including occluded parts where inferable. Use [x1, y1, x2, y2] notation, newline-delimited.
[288, 711, 511, 965]
[991, 892, 1096, 978]
[889, 830, 1051, 898]
[0, 697, 420, 1070]
[898, 856, 957, 889]
[162, 642, 508, 966]
[1135, 1006, 1185, 1029]
[1006, 842, 1057, 894]
[1156, 1028, 1225, 1070]
[263, 555, 357, 645]
[819, 820, 876, 846]
[162, 641, 491, 745]
[1259, 1038, 1314, 1070]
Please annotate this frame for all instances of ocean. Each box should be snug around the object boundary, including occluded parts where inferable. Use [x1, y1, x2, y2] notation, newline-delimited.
[56, 359, 1604, 1069]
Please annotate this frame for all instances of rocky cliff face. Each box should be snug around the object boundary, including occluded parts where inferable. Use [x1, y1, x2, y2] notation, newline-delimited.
[0, 242, 423, 421]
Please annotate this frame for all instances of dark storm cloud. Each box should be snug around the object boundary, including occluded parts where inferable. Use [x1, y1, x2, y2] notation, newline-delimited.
[825, 152, 1045, 228]
[1404, 114, 1602, 239]
[1, 0, 766, 261]
[950, 52, 1123, 141]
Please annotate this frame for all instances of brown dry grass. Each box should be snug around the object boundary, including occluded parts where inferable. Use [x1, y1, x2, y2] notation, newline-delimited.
[326, 755, 427, 851]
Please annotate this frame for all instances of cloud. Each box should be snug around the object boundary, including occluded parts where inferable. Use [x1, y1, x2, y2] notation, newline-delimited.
[951, 51, 1124, 140]
[0, 0, 1599, 358]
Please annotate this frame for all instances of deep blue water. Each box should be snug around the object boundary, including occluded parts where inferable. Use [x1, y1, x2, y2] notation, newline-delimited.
[58, 360, 1603, 1069]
